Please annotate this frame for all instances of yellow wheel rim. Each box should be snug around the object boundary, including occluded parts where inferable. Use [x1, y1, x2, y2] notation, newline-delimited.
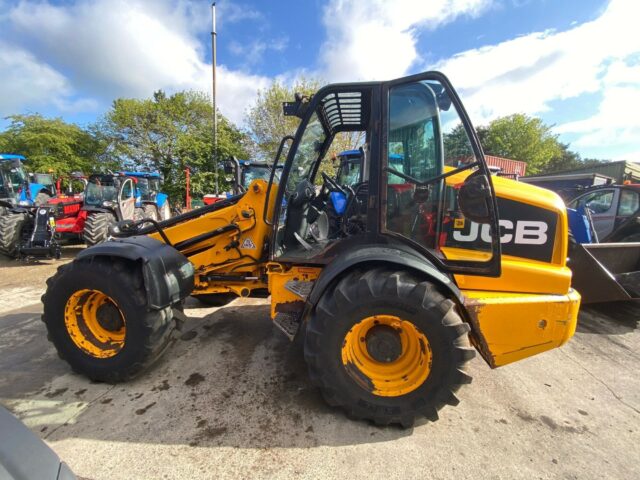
[341, 315, 432, 397]
[64, 289, 126, 358]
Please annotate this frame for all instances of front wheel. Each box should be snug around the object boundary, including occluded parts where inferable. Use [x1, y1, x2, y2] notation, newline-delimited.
[304, 268, 474, 427]
[0, 212, 29, 257]
[42, 258, 175, 382]
[83, 212, 116, 246]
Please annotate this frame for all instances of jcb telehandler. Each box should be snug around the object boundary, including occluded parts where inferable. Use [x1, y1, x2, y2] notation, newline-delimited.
[42, 72, 580, 426]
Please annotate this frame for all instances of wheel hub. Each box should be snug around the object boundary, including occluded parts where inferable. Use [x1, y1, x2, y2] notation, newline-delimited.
[365, 324, 402, 363]
[96, 302, 124, 331]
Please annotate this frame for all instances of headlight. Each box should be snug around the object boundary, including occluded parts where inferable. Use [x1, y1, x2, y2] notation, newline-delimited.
[18, 200, 30, 206]
[102, 201, 114, 208]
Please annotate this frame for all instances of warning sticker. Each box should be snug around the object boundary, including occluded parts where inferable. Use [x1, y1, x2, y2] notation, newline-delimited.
[454, 218, 465, 229]
[241, 237, 256, 249]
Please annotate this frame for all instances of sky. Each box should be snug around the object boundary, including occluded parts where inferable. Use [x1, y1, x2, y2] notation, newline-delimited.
[0, 0, 639, 161]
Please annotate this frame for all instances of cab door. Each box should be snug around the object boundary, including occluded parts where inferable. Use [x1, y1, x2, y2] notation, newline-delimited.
[380, 72, 501, 276]
[117, 178, 136, 220]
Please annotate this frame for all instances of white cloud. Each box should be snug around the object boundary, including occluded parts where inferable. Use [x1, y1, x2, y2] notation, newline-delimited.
[229, 37, 289, 66]
[0, 0, 271, 124]
[427, 0, 640, 159]
[319, 0, 492, 82]
[0, 42, 76, 115]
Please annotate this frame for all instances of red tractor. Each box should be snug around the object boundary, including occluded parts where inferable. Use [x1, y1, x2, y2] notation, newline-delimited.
[48, 174, 88, 241]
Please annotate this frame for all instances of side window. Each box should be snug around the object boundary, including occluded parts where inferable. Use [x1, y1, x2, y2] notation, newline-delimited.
[573, 190, 614, 214]
[618, 189, 639, 216]
[121, 180, 133, 200]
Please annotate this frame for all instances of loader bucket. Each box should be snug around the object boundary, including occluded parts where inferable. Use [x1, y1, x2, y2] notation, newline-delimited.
[569, 243, 640, 303]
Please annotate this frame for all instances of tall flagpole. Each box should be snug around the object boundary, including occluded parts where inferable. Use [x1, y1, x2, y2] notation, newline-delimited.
[211, 2, 218, 195]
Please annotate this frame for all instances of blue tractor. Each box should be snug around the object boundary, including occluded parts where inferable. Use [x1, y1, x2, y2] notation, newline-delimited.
[0, 154, 56, 215]
[0, 154, 60, 257]
[121, 171, 171, 221]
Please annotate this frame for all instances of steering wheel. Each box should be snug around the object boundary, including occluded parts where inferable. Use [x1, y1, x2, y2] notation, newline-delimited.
[321, 171, 348, 195]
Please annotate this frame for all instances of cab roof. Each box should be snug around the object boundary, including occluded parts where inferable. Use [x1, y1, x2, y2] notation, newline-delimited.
[120, 171, 162, 179]
[0, 154, 26, 161]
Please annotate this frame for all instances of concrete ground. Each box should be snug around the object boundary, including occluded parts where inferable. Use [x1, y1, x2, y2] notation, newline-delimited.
[0, 253, 638, 479]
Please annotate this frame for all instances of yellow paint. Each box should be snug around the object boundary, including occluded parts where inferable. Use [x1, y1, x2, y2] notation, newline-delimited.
[64, 289, 125, 358]
[462, 289, 580, 367]
[150, 180, 277, 297]
[441, 168, 572, 295]
[454, 218, 465, 229]
[267, 265, 321, 320]
[341, 315, 432, 397]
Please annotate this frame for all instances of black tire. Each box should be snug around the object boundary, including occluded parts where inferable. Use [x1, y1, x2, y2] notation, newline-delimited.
[83, 212, 115, 246]
[143, 204, 159, 221]
[34, 192, 51, 206]
[0, 212, 29, 257]
[41, 258, 175, 382]
[133, 207, 145, 221]
[304, 267, 474, 427]
[192, 293, 236, 307]
[159, 201, 172, 221]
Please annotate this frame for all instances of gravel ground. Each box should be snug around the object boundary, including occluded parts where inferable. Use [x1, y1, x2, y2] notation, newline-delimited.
[0, 255, 638, 480]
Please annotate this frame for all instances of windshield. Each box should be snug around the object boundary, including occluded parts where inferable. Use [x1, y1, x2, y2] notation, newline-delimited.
[85, 178, 118, 206]
[136, 178, 151, 200]
[0, 161, 27, 197]
[286, 112, 326, 192]
[242, 166, 272, 188]
[33, 173, 54, 187]
[336, 156, 361, 186]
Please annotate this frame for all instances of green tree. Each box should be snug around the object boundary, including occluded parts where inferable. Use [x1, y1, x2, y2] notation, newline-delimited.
[481, 114, 563, 174]
[539, 143, 607, 174]
[101, 90, 251, 205]
[245, 78, 321, 161]
[443, 124, 488, 159]
[0, 114, 108, 176]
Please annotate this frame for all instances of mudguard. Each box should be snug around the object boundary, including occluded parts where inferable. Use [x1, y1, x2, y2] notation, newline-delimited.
[77, 236, 195, 309]
[28, 183, 48, 201]
[305, 244, 464, 311]
[156, 192, 168, 208]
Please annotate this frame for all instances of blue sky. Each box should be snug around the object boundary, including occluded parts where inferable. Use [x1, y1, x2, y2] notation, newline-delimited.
[1, 0, 639, 161]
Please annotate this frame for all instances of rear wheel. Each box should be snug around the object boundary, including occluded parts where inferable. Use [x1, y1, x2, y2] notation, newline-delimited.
[159, 201, 171, 221]
[83, 212, 116, 246]
[0, 212, 29, 257]
[304, 268, 474, 427]
[133, 207, 145, 221]
[192, 293, 236, 307]
[143, 204, 159, 221]
[34, 192, 51, 206]
[42, 258, 175, 382]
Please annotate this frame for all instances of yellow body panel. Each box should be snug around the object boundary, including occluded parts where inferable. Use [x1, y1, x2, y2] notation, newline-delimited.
[149, 180, 277, 297]
[268, 265, 321, 320]
[442, 170, 572, 295]
[462, 289, 580, 367]
[145, 174, 578, 370]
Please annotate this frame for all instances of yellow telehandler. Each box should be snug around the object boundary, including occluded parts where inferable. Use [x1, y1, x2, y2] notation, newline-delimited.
[42, 72, 580, 427]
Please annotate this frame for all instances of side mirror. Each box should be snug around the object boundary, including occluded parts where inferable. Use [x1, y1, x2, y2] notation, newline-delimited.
[458, 172, 492, 224]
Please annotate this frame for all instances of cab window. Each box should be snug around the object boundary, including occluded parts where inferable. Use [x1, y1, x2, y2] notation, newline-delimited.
[618, 189, 639, 216]
[384, 79, 482, 253]
[570, 190, 614, 214]
[121, 180, 133, 200]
